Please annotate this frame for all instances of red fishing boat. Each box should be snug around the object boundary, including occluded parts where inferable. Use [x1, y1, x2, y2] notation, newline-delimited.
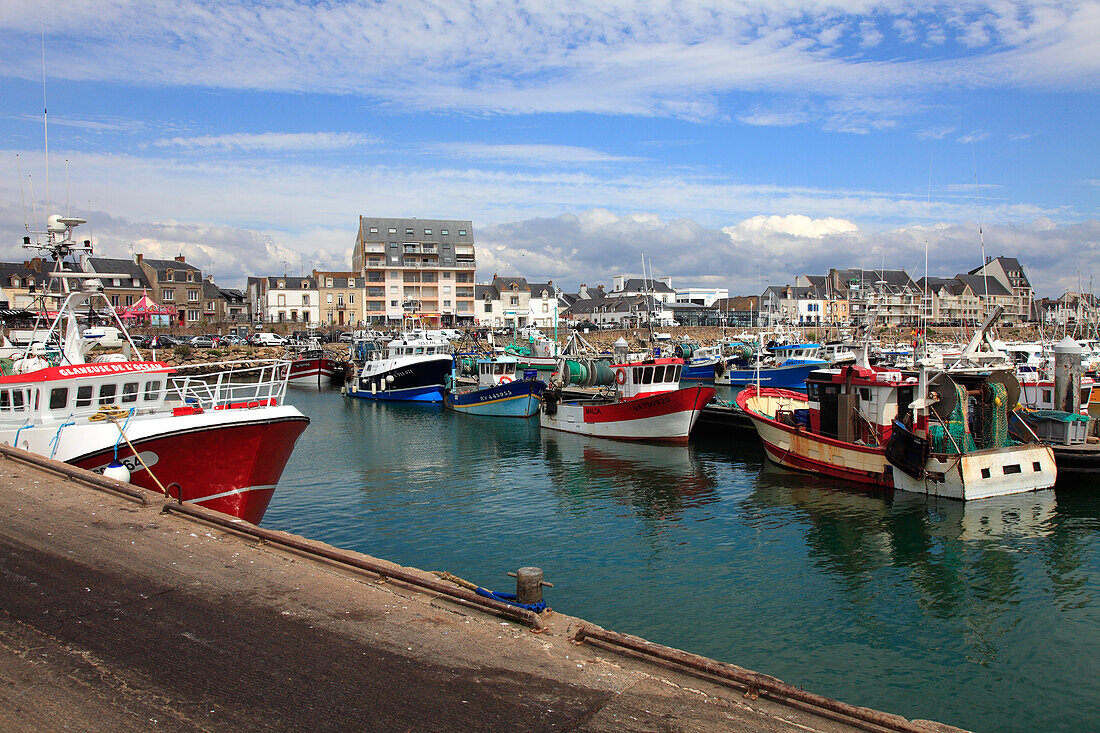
[540, 357, 714, 443]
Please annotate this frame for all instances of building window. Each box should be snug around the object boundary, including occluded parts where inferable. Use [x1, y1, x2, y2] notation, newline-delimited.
[458, 229, 467, 236]
[278, 280, 285, 289]
[424, 228, 432, 235]
[443, 272, 451, 279]
[277, 294, 286, 306]
[405, 228, 414, 235]
[441, 229, 449, 235]
[348, 294, 355, 303]
[187, 290, 199, 301]
[187, 310, 198, 322]
[483, 303, 492, 313]
[302, 295, 310, 306]
[187, 272, 194, 282]
[510, 297, 519, 306]
[111, 295, 120, 306]
[443, 286, 451, 294]
[327, 294, 333, 303]
[388, 228, 396, 234]
[125, 295, 133, 306]
[390, 300, 398, 307]
[166, 269, 173, 280]
[163, 289, 174, 301]
[337, 294, 344, 306]
[369, 227, 378, 233]
[327, 277, 334, 287]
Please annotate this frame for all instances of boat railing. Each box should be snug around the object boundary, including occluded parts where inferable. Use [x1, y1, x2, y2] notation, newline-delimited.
[168, 359, 291, 409]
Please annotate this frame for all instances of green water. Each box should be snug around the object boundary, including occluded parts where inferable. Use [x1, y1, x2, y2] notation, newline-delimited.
[265, 388, 1100, 732]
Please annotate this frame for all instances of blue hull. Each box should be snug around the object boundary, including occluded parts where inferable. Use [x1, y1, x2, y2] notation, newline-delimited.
[722, 362, 824, 390]
[445, 380, 546, 417]
[681, 362, 717, 381]
[347, 383, 445, 402]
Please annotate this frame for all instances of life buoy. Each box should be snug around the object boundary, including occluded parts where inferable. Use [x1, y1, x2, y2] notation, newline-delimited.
[499, 376, 513, 384]
[615, 367, 627, 385]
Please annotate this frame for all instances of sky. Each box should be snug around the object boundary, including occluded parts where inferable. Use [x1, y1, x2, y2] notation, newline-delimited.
[0, 0, 1097, 297]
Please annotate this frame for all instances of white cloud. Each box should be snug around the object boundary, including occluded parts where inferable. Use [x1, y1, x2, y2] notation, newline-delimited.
[151, 132, 378, 152]
[426, 143, 642, 164]
[918, 125, 957, 140]
[958, 130, 991, 144]
[724, 214, 859, 239]
[0, 1, 1095, 125]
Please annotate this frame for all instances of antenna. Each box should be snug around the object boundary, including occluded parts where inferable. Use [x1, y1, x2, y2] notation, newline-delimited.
[973, 145, 989, 318]
[41, 20, 49, 213]
[16, 154, 30, 232]
[65, 159, 70, 217]
[28, 175, 40, 245]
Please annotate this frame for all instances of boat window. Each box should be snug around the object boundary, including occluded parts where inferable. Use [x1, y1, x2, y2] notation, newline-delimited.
[415, 347, 424, 355]
[653, 365, 666, 382]
[859, 387, 871, 401]
[49, 388, 67, 410]
[98, 384, 117, 405]
[0, 391, 9, 410]
[672, 365, 681, 381]
[11, 390, 25, 411]
[76, 385, 93, 407]
[642, 367, 653, 384]
[121, 382, 139, 403]
[426, 347, 435, 354]
[144, 381, 162, 401]
[1042, 388, 1052, 403]
[494, 363, 505, 374]
[634, 367, 642, 383]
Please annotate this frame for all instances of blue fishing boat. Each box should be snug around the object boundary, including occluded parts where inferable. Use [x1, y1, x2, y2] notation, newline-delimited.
[715, 343, 828, 390]
[674, 343, 725, 381]
[445, 356, 546, 417]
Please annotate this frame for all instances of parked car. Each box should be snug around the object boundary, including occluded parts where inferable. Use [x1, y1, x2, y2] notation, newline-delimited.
[249, 332, 287, 347]
[149, 334, 182, 349]
[190, 335, 216, 348]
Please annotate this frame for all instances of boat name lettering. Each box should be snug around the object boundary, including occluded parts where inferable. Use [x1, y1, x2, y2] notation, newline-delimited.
[635, 394, 672, 411]
[393, 368, 413, 378]
[58, 363, 161, 378]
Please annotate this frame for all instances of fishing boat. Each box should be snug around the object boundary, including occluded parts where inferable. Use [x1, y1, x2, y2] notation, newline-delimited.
[540, 357, 715, 443]
[287, 333, 343, 388]
[715, 343, 828, 389]
[345, 331, 452, 402]
[445, 355, 545, 417]
[674, 343, 725, 381]
[738, 359, 1057, 500]
[0, 215, 309, 524]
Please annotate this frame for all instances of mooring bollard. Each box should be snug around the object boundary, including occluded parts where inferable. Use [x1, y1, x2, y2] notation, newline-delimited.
[508, 566, 554, 605]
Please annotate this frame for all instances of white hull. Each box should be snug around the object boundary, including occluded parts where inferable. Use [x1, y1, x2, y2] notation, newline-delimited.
[891, 444, 1057, 500]
[538, 401, 705, 443]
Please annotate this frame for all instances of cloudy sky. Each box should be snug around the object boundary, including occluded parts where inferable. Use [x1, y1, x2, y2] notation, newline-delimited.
[1, 1, 1097, 297]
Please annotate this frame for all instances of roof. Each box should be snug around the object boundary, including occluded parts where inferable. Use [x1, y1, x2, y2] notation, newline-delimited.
[475, 284, 498, 299]
[969, 256, 1032, 288]
[88, 258, 153, 288]
[527, 282, 554, 296]
[264, 276, 317, 289]
[954, 273, 1012, 297]
[492, 276, 530, 292]
[612, 278, 675, 294]
[141, 258, 202, 282]
[712, 296, 759, 312]
[915, 276, 968, 296]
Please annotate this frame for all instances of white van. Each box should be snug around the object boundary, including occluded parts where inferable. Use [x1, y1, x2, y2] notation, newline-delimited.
[250, 332, 287, 346]
[83, 326, 124, 348]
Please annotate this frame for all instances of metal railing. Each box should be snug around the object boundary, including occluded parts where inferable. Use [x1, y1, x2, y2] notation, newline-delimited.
[168, 360, 291, 408]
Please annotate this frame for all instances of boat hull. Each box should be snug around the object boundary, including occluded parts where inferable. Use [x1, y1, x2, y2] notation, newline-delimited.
[717, 361, 826, 389]
[287, 356, 341, 387]
[445, 379, 546, 417]
[347, 355, 451, 402]
[681, 360, 718, 381]
[539, 386, 715, 443]
[48, 409, 309, 524]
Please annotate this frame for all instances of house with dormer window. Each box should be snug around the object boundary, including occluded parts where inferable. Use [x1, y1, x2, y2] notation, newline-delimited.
[247, 275, 320, 325]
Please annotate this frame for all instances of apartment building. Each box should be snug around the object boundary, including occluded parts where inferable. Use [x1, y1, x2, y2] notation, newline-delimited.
[314, 270, 366, 327]
[351, 217, 476, 325]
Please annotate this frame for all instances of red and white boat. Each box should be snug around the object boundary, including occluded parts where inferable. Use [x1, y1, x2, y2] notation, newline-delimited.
[540, 357, 715, 443]
[287, 334, 343, 387]
[0, 215, 309, 524]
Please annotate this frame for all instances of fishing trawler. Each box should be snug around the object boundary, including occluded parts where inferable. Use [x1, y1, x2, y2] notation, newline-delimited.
[287, 333, 343, 387]
[540, 356, 714, 442]
[345, 330, 453, 402]
[0, 215, 309, 524]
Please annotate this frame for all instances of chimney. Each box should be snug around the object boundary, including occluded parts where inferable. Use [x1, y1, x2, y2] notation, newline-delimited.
[135, 253, 143, 264]
[175, 254, 186, 263]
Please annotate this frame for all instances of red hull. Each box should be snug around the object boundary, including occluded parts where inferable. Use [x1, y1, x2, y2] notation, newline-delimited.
[73, 417, 309, 524]
[582, 386, 716, 424]
[288, 357, 340, 385]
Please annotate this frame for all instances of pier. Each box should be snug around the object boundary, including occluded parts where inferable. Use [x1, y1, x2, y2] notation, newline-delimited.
[0, 448, 962, 732]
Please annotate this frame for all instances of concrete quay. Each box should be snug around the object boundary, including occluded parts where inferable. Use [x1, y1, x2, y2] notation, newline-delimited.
[0, 449, 964, 732]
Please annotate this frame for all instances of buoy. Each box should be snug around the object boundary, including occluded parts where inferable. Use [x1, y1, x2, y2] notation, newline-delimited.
[103, 460, 131, 483]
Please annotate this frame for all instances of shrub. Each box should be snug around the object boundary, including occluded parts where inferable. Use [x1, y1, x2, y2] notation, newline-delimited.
[173, 343, 193, 360]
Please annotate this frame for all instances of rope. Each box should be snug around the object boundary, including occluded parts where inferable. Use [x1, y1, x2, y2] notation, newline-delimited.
[49, 419, 75, 460]
[475, 587, 547, 613]
[88, 405, 129, 422]
[106, 413, 169, 496]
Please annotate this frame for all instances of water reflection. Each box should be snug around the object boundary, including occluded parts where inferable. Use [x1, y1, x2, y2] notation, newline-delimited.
[540, 430, 720, 527]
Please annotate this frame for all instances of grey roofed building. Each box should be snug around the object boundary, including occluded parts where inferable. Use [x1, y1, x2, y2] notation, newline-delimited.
[953, 273, 1012, 297]
[611, 277, 675, 294]
[88, 257, 153, 289]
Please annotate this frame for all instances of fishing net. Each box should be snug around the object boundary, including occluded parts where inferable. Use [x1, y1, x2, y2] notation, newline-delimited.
[929, 382, 976, 455]
[978, 381, 1014, 449]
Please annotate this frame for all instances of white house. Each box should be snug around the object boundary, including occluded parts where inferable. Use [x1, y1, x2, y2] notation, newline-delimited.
[251, 276, 320, 326]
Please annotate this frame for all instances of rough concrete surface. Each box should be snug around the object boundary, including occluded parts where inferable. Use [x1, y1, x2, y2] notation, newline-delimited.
[0, 456, 959, 732]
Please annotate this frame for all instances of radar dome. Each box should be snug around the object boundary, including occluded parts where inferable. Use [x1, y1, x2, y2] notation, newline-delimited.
[47, 214, 66, 233]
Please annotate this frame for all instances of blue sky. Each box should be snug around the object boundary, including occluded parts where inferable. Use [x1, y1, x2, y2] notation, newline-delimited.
[1, 1, 1097, 296]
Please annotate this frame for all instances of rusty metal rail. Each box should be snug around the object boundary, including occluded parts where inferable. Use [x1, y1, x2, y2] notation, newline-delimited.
[572, 625, 944, 733]
[0, 443, 149, 505]
[160, 501, 546, 630]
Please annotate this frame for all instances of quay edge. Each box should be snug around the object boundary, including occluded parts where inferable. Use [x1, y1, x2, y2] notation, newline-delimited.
[0, 447, 967, 733]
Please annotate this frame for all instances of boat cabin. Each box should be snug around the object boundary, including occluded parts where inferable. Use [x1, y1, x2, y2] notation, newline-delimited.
[611, 357, 683, 400]
[476, 357, 522, 388]
[386, 336, 452, 358]
[804, 366, 917, 446]
[769, 343, 825, 366]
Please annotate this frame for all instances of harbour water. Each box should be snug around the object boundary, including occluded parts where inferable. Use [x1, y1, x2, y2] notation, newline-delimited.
[266, 386, 1100, 733]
